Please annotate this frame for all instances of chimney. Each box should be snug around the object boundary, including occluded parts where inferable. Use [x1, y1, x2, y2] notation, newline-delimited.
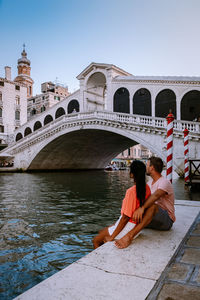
[5, 66, 11, 81]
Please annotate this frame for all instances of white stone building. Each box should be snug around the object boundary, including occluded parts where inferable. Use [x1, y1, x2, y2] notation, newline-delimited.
[117, 144, 153, 161]
[0, 66, 27, 145]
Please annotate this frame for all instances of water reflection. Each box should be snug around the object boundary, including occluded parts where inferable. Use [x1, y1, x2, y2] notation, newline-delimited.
[0, 171, 199, 299]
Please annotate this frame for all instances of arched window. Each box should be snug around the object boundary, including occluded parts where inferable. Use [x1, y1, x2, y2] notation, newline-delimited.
[31, 108, 36, 116]
[15, 111, 20, 120]
[44, 114, 53, 125]
[55, 107, 65, 119]
[24, 127, 32, 136]
[16, 132, 23, 141]
[155, 89, 176, 118]
[113, 88, 130, 113]
[33, 121, 42, 131]
[15, 96, 20, 105]
[0, 108, 2, 118]
[181, 90, 200, 121]
[133, 88, 151, 116]
[67, 100, 80, 114]
[41, 105, 46, 113]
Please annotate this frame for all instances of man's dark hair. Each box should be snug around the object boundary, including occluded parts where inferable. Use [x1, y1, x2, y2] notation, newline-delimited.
[148, 156, 164, 173]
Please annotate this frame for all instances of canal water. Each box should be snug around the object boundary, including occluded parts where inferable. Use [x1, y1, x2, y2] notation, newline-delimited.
[0, 170, 200, 300]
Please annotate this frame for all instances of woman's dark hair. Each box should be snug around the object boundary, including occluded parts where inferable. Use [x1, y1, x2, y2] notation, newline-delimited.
[130, 160, 146, 206]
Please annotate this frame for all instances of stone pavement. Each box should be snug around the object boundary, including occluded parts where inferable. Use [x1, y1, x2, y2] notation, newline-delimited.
[147, 211, 200, 300]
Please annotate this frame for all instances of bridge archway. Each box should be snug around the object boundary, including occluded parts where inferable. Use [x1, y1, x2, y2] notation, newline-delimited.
[24, 127, 32, 137]
[44, 114, 53, 125]
[113, 87, 130, 113]
[181, 90, 200, 121]
[133, 88, 151, 116]
[55, 107, 66, 119]
[25, 121, 168, 171]
[68, 100, 79, 114]
[16, 132, 23, 141]
[155, 89, 176, 118]
[86, 72, 106, 96]
[34, 121, 42, 131]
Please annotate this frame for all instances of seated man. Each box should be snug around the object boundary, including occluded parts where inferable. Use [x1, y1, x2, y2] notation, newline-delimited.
[115, 156, 176, 249]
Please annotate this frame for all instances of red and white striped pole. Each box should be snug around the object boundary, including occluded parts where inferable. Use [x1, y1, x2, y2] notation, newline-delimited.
[184, 128, 189, 183]
[166, 112, 174, 183]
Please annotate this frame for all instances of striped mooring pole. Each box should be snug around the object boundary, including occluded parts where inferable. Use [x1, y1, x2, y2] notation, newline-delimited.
[166, 112, 174, 183]
[184, 128, 189, 183]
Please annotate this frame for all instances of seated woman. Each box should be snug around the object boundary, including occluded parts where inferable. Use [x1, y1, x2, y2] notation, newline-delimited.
[92, 160, 151, 249]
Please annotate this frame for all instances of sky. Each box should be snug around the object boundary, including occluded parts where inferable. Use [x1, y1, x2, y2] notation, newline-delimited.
[0, 0, 200, 95]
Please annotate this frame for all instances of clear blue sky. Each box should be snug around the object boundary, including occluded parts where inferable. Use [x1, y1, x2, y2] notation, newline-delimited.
[0, 0, 200, 94]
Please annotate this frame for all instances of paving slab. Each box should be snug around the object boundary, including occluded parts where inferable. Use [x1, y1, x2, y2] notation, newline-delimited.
[157, 283, 200, 300]
[181, 248, 200, 265]
[167, 263, 191, 281]
[186, 236, 200, 247]
[14, 201, 200, 300]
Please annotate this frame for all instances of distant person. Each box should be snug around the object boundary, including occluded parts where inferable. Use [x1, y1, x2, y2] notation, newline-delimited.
[115, 157, 176, 249]
[92, 160, 151, 249]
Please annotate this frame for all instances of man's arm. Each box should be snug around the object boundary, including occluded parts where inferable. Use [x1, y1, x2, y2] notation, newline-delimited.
[132, 189, 167, 223]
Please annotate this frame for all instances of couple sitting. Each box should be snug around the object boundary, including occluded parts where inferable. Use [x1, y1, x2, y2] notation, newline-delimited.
[93, 157, 175, 249]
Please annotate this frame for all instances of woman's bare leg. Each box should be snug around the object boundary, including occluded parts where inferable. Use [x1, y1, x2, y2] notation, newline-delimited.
[93, 227, 109, 249]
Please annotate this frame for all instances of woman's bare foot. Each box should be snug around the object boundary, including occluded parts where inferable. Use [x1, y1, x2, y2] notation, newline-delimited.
[115, 234, 132, 249]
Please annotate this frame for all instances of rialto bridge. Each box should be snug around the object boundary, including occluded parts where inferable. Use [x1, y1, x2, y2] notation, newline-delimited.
[0, 63, 200, 173]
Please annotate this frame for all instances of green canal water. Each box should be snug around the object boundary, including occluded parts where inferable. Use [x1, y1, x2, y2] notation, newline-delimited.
[0, 171, 199, 299]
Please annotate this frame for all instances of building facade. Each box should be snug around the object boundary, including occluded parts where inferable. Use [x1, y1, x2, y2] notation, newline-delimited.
[0, 66, 27, 145]
[27, 82, 70, 120]
[117, 144, 153, 161]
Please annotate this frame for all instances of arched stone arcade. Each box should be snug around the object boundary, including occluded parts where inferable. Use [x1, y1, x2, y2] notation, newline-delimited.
[181, 90, 200, 121]
[44, 114, 53, 125]
[113, 87, 130, 113]
[86, 72, 107, 110]
[55, 107, 65, 119]
[133, 88, 151, 116]
[24, 127, 32, 137]
[34, 121, 42, 131]
[16, 132, 23, 141]
[155, 89, 176, 118]
[68, 100, 80, 114]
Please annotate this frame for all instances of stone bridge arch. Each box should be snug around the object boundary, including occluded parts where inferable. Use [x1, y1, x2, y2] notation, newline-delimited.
[14, 124, 167, 171]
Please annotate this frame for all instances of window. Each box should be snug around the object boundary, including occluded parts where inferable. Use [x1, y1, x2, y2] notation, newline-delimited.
[15, 85, 20, 91]
[31, 109, 36, 115]
[15, 110, 20, 120]
[0, 125, 4, 133]
[0, 92, 2, 101]
[41, 106, 46, 112]
[0, 81, 4, 86]
[16, 96, 20, 105]
[0, 108, 2, 117]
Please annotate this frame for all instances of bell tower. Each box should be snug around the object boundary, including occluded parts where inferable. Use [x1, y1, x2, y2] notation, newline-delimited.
[15, 44, 34, 97]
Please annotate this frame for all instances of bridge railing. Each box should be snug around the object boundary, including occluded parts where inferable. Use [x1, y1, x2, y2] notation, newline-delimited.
[10, 111, 200, 147]
[88, 111, 199, 133]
